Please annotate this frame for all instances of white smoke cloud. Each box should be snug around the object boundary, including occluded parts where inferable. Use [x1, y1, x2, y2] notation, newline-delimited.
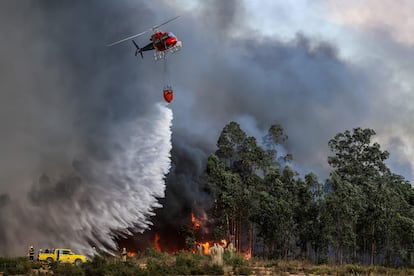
[1, 103, 172, 256]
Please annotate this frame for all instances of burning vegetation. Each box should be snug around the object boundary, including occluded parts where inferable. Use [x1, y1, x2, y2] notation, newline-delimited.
[148, 212, 233, 257]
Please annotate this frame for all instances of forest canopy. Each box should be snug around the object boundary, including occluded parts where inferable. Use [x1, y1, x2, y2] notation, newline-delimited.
[206, 122, 414, 266]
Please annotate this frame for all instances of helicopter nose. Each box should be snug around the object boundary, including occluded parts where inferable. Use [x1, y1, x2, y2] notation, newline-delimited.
[167, 37, 177, 46]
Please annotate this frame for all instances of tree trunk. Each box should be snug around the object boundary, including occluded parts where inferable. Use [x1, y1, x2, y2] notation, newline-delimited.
[249, 223, 254, 257]
[370, 223, 375, 266]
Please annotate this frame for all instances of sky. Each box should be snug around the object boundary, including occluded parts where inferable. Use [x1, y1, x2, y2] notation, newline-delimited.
[1, 0, 414, 255]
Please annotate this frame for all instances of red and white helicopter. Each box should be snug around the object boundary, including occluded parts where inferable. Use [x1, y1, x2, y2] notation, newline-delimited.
[107, 16, 182, 61]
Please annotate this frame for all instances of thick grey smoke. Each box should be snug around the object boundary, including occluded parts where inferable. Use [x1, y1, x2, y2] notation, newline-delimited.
[0, 1, 174, 255]
[167, 1, 376, 178]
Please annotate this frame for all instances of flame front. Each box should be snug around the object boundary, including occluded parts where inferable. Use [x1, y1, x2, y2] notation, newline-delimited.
[195, 241, 211, 254]
[127, 251, 137, 257]
[154, 233, 161, 252]
[202, 242, 210, 254]
[191, 213, 201, 230]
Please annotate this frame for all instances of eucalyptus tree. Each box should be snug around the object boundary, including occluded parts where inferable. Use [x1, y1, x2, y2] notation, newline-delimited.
[327, 127, 410, 265]
[324, 173, 364, 264]
[294, 173, 325, 262]
[209, 122, 270, 251]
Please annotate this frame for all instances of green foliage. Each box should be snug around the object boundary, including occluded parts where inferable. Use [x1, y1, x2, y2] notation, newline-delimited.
[146, 258, 173, 275]
[174, 251, 199, 274]
[0, 257, 32, 276]
[263, 124, 290, 168]
[102, 260, 145, 276]
[200, 263, 224, 275]
[81, 256, 146, 276]
[326, 127, 414, 265]
[145, 251, 223, 275]
[144, 247, 169, 260]
[224, 252, 244, 266]
[224, 253, 250, 275]
[207, 122, 414, 266]
[82, 255, 107, 276]
[53, 263, 85, 276]
[5, 253, 414, 275]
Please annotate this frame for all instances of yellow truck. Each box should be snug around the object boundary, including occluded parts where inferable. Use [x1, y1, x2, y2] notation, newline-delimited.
[38, 248, 87, 266]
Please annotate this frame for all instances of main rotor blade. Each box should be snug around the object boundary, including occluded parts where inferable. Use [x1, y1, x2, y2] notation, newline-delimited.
[106, 15, 180, 47]
[151, 15, 180, 31]
[107, 30, 148, 47]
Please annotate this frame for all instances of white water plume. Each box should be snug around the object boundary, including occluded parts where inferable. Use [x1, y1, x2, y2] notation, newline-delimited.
[0, 103, 173, 256]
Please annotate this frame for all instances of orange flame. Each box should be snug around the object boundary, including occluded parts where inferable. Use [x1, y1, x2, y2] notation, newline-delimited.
[244, 251, 251, 260]
[154, 233, 161, 252]
[127, 251, 137, 257]
[194, 241, 211, 255]
[191, 212, 228, 255]
[201, 242, 210, 254]
[191, 213, 201, 230]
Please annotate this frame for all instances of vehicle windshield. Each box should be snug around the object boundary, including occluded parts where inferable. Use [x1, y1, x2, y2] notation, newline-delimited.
[168, 32, 176, 38]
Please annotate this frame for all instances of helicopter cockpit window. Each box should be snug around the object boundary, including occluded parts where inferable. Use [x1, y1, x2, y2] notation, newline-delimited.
[168, 32, 175, 38]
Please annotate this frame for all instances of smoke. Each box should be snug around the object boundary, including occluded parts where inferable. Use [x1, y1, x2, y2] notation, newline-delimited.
[0, 1, 175, 255]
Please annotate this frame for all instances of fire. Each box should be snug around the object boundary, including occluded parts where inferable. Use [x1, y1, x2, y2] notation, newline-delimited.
[201, 242, 210, 255]
[195, 241, 211, 254]
[191, 213, 230, 255]
[244, 251, 251, 260]
[127, 251, 137, 257]
[154, 233, 161, 252]
[191, 213, 201, 230]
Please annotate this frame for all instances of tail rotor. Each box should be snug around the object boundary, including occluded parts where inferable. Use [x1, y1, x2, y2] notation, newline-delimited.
[132, 40, 143, 58]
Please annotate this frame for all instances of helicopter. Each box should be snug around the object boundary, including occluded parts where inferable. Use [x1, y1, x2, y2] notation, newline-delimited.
[107, 16, 182, 60]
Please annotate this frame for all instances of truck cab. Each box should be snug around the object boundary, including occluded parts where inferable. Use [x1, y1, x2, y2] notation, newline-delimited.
[38, 248, 87, 266]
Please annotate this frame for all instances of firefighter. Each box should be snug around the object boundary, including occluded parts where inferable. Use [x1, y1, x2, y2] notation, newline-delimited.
[121, 247, 127, 262]
[28, 245, 34, 260]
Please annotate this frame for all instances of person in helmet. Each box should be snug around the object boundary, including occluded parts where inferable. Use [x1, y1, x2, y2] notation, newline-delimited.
[28, 245, 34, 260]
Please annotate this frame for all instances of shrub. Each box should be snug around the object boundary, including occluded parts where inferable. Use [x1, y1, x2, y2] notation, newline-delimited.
[200, 263, 224, 275]
[103, 260, 147, 276]
[224, 252, 245, 267]
[82, 256, 108, 276]
[54, 263, 85, 276]
[0, 257, 32, 276]
[233, 265, 252, 275]
[147, 258, 173, 275]
[222, 253, 251, 276]
[145, 247, 169, 260]
[81, 256, 147, 276]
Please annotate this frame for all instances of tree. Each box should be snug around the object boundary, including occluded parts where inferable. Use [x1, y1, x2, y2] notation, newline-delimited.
[323, 173, 364, 264]
[294, 173, 325, 262]
[327, 127, 411, 265]
[216, 121, 247, 169]
[328, 128, 389, 184]
[207, 154, 241, 240]
[208, 122, 298, 256]
[263, 124, 291, 168]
